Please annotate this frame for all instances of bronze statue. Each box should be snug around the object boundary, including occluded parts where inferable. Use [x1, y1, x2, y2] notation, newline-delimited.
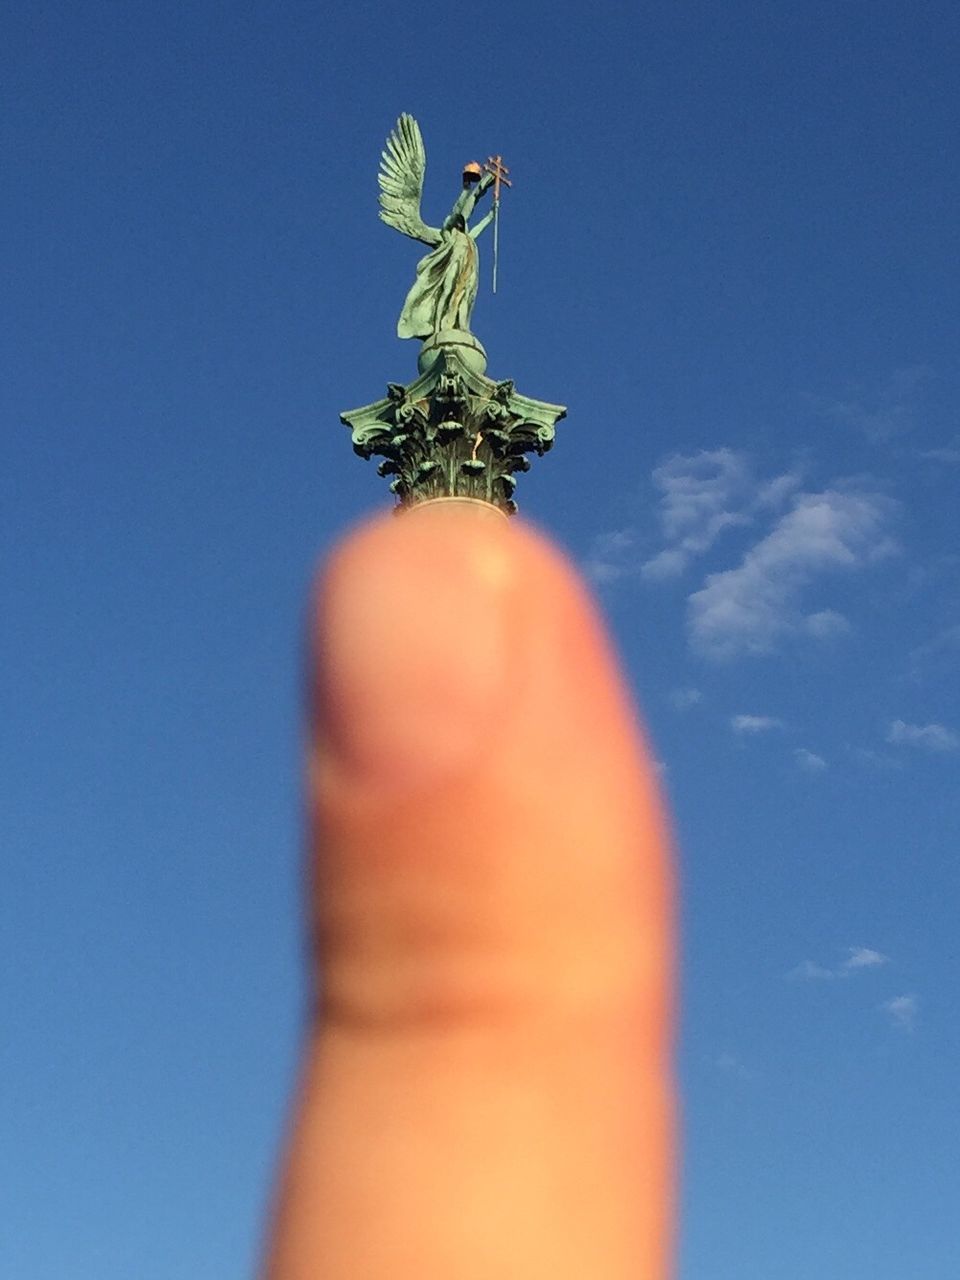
[339, 114, 565, 514]
[379, 114, 496, 340]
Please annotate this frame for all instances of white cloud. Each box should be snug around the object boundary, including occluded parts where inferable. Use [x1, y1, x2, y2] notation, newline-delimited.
[756, 471, 804, 510]
[669, 687, 702, 711]
[716, 1051, 755, 1081]
[884, 994, 918, 1031]
[794, 748, 828, 772]
[640, 547, 690, 581]
[688, 489, 896, 659]
[787, 959, 836, 981]
[731, 714, 783, 734]
[639, 451, 807, 582]
[589, 450, 802, 588]
[919, 437, 960, 464]
[843, 947, 888, 971]
[804, 609, 851, 639]
[815, 365, 934, 442]
[851, 746, 903, 771]
[640, 449, 755, 580]
[788, 947, 888, 980]
[886, 719, 959, 752]
[584, 529, 637, 585]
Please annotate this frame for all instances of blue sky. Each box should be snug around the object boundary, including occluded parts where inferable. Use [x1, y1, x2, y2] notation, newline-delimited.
[2, 2, 958, 1276]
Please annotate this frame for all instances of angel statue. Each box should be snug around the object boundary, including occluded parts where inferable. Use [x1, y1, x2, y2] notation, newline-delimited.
[379, 114, 496, 341]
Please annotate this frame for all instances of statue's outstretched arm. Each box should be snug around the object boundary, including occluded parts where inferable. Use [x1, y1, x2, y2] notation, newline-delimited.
[469, 210, 495, 240]
[445, 171, 494, 231]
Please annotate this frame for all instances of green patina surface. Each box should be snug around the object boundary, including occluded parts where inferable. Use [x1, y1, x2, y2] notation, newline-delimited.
[341, 344, 565, 515]
[338, 113, 566, 513]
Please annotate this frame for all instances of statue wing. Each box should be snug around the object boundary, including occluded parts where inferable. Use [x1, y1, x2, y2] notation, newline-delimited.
[378, 114, 441, 247]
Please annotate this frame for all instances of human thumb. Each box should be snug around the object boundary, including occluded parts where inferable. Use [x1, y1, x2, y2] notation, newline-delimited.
[266, 506, 674, 1280]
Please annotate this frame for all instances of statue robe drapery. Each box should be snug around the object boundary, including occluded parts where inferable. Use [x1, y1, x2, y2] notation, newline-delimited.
[397, 226, 479, 339]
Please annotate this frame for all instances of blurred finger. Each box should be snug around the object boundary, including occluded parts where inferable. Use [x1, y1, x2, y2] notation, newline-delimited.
[266, 507, 674, 1280]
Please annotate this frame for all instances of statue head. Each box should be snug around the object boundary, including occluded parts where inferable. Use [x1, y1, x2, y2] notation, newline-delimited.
[462, 161, 483, 188]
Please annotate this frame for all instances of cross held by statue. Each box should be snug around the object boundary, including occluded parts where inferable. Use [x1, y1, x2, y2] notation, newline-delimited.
[485, 155, 511, 199]
[484, 156, 511, 293]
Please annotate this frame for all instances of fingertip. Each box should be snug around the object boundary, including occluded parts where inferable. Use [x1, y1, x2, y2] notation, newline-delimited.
[309, 505, 673, 1030]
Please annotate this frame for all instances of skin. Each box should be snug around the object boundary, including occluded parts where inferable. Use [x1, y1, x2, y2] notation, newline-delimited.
[264, 506, 675, 1279]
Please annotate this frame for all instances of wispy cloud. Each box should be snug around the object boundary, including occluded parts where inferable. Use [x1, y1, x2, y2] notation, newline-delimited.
[731, 714, 783, 734]
[803, 609, 851, 639]
[919, 437, 960, 464]
[887, 720, 959, 752]
[640, 449, 755, 580]
[688, 489, 897, 660]
[794, 748, 828, 772]
[909, 625, 960, 682]
[584, 529, 638, 585]
[787, 959, 837, 981]
[638, 450, 803, 583]
[788, 947, 888, 980]
[851, 746, 903, 771]
[813, 365, 934, 443]
[883, 994, 918, 1031]
[669, 687, 702, 711]
[756, 472, 805, 510]
[844, 947, 888, 971]
[716, 1051, 756, 1082]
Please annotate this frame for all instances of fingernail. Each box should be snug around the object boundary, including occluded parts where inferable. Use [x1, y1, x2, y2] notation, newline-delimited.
[317, 516, 514, 788]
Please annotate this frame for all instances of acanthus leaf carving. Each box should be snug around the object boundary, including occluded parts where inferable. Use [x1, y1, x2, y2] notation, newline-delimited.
[340, 348, 565, 513]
